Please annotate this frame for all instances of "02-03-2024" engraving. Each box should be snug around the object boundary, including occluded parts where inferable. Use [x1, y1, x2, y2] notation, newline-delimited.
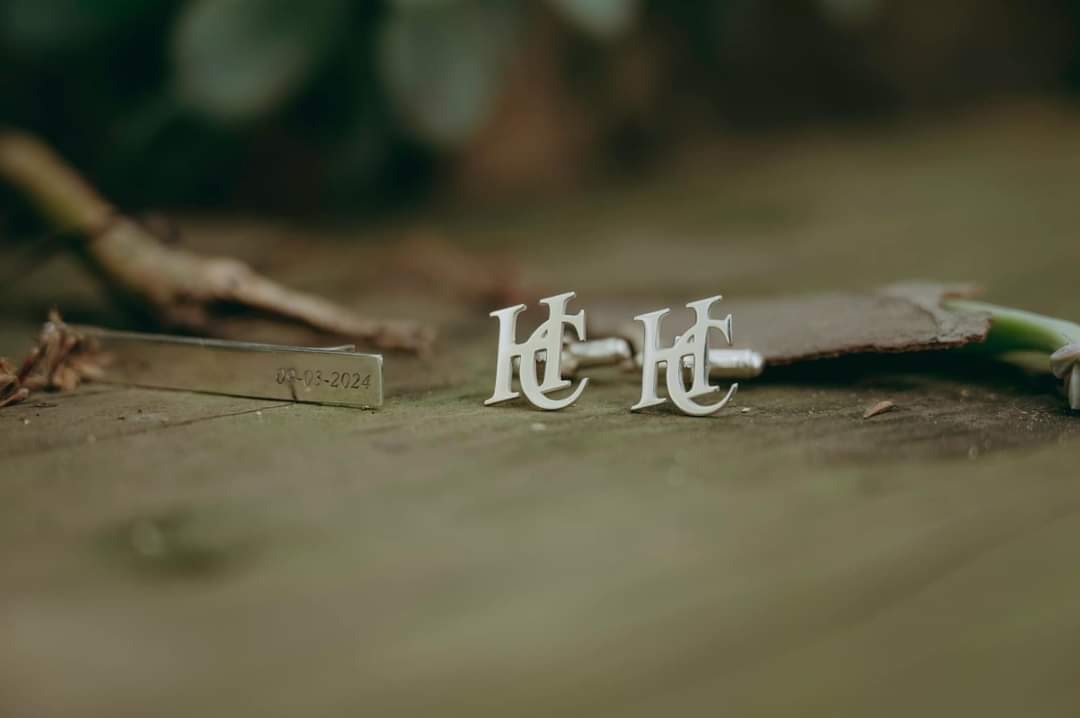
[275, 368, 372, 390]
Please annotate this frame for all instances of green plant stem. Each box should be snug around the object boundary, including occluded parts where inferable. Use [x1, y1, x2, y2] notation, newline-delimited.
[944, 298, 1080, 410]
[945, 299, 1080, 354]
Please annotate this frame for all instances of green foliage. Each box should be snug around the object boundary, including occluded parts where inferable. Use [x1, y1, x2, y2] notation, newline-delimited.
[945, 299, 1080, 410]
[548, 0, 638, 39]
[3, 0, 1079, 213]
[0, 0, 641, 209]
[378, 0, 524, 147]
[173, 0, 351, 124]
[0, 0, 163, 57]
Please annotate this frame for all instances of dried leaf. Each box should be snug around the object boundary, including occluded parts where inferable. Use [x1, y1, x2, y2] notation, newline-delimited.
[0, 388, 30, 409]
[0, 310, 111, 409]
[51, 364, 80, 392]
[68, 355, 109, 381]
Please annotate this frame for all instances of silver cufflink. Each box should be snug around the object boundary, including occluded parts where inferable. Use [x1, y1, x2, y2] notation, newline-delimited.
[631, 296, 739, 416]
[485, 293, 761, 416]
[485, 292, 589, 410]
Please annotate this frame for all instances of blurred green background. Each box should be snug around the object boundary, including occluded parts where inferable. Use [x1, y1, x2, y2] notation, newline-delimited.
[2, 0, 1080, 215]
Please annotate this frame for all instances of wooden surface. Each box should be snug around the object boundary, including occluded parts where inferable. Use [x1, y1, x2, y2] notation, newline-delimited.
[3, 104, 1080, 717]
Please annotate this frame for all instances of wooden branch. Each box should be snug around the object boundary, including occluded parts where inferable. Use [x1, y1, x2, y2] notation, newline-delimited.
[0, 131, 435, 354]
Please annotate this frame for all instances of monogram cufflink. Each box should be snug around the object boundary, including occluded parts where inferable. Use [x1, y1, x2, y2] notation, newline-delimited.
[485, 292, 589, 410]
[485, 292, 756, 416]
[632, 296, 738, 416]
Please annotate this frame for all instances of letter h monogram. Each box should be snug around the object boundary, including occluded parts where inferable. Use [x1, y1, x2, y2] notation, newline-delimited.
[485, 292, 589, 410]
[632, 295, 738, 416]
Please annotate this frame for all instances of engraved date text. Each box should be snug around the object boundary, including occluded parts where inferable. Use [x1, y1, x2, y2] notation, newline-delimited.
[275, 368, 372, 390]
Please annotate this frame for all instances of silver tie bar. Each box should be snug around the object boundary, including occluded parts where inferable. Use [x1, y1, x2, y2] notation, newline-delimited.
[75, 326, 383, 409]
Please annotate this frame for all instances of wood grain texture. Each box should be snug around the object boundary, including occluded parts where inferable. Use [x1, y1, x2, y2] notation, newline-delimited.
[3, 104, 1080, 717]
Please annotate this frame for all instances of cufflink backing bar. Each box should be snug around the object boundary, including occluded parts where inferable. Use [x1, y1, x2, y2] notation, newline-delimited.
[553, 337, 765, 379]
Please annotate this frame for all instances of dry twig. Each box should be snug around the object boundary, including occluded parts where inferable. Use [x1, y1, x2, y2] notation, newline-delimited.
[0, 131, 434, 353]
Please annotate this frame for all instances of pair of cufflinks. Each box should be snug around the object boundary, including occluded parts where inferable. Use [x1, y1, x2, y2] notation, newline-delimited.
[484, 292, 761, 417]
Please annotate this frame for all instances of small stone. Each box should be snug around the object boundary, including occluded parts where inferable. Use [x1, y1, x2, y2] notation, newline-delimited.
[863, 400, 895, 419]
[530, 422, 547, 432]
[21, 418, 30, 425]
[740, 407, 752, 414]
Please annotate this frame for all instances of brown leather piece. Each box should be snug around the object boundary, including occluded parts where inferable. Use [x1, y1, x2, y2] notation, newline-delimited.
[595, 282, 991, 366]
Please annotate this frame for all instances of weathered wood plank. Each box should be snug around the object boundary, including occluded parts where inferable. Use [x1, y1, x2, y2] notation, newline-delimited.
[3, 106, 1080, 717]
